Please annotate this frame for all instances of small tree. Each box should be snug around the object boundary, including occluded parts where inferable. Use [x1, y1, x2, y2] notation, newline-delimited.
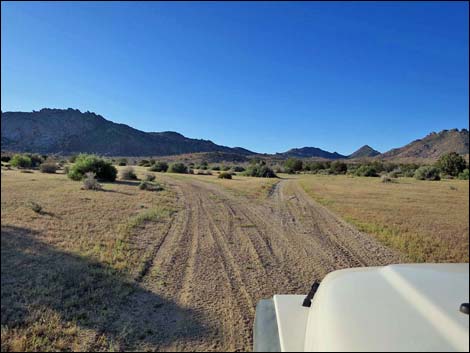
[436, 152, 466, 177]
[284, 158, 303, 174]
[330, 161, 348, 175]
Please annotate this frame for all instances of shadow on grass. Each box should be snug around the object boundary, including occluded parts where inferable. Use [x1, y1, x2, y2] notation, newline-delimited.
[1, 225, 210, 351]
[112, 180, 141, 186]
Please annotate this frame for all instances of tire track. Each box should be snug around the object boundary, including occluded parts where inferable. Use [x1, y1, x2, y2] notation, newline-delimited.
[130, 175, 403, 351]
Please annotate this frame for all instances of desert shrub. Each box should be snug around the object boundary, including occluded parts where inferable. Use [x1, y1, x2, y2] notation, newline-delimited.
[400, 164, 419, 177]
[68, 155, 78, 163]
[436, 152, 467, 177]
[354, 165, 379, 177]
[211, 165, 221, 171]
[284, 158, 303, 174]
[27, 201, 42, 213]
[64, 165, 70, 174]
[317, 169, 333, 175]
[138, 159, 151, 167]
[221, 165, 231, 171]
[381, 175, 396, 183]
[149, 161, 169, 172]
[232, 166, 245, 172]
[82, 172, 102, 190]
[304, 161, 330, 173]
[25, 154, 44, 167]
[10, 154, 32, 169]
[144, 173, 156, 181]
[139, 181, 164, 191]
[168, 163, 188, 174]
[1, 156, 11, 163]
[388, 168, 402, 178]
[117, 158, 128, 166]
[218, 172, 232, 179]
[243, 164, 277, 178]
[68, 154, 117, 181]
[120, 166, 138, 180]
[39, 162, 58, 174]
[197, 170, 212, 176]
[414, 166, 441, 181]
[458, 169, 469, 180]
[330, 161, 348, 175]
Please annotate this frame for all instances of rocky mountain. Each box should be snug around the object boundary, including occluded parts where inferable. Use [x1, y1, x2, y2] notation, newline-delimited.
[380, 129, 469, 161]
[348, 145, 381, 159]
[278, 147, 346, 160]
[1, 108, 255, 156]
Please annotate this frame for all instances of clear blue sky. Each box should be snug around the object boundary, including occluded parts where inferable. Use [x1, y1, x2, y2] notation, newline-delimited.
[1, 1, 468, 154]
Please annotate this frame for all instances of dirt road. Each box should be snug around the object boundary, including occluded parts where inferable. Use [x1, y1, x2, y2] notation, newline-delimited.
[122, 176, 402, 351]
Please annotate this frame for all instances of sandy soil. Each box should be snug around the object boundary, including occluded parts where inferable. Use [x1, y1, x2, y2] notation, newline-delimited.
[121, 176, 403, 351]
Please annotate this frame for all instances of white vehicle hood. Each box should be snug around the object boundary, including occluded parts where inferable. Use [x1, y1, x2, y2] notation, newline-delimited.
[304, 263, 469, 352]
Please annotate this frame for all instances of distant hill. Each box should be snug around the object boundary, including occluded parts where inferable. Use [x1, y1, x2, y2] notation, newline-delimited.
[348, 145, 381, 159]
[380, 129, 469, 161]
[278, 147, 346, 160]
[1, 108, 255, 156]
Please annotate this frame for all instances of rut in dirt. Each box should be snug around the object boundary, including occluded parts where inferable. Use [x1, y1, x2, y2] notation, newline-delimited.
[121, 176, 403, 352]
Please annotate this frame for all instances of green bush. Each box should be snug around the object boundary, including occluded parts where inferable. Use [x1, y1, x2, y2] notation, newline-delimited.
[39, 162, 58, 174]
[149, 161, 169, 172]
[330, 161, 348, 175]
[436, 152, 467, 177]
[284, 158, 303, 174]
[168, 163, 188, 174]
[354, 165, 379, 177]
[414, 166, 441, 181]
[10, 154, 32, 169]
[232, 166, 245, 172]
[221, 165, 231, 171]
[69, 155, 78, 163]
[218, 171, 232, 179]
[120, 167, 138, 180]
[458, 169, 469, 180]
[68, 154, 117, 181]
[243, 164, 277, 178]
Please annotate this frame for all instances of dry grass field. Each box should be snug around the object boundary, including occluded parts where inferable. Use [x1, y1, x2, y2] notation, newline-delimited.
[1, 166, 467, 351]
[298, 174, 469, 262]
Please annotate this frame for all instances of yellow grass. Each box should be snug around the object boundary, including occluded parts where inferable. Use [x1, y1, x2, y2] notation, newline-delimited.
[298, 174, 469, 262]
[1, 168, 178, 351]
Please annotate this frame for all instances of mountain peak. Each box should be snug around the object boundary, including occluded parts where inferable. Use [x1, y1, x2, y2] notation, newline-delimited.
[348, 145, 381, 159]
